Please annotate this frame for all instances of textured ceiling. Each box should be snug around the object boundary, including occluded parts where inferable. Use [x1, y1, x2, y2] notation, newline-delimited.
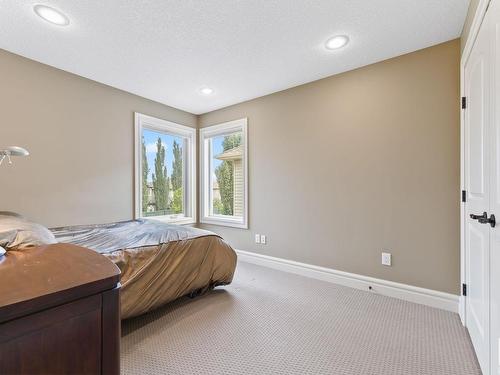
[0, 0, 469, 114]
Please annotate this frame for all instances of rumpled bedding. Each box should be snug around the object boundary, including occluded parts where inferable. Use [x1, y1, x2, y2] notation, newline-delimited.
[51, 219, 237, 319]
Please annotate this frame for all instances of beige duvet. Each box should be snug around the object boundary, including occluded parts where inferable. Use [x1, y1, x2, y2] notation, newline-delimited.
[51, 220, 237, 319]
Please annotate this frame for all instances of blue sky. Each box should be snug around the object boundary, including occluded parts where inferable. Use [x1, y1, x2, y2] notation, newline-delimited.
[143, 129, 183, 182]
[211, 135, 224, 175]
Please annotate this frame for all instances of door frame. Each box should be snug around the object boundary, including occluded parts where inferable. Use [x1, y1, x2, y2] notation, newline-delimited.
[460, 0, 492, 325]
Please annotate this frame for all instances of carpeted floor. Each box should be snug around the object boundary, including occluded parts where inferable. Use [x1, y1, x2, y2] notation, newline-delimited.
[121, 261, 481, 375]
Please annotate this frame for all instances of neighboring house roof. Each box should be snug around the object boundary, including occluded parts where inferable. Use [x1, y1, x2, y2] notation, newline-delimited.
[215, 145, 243, 161]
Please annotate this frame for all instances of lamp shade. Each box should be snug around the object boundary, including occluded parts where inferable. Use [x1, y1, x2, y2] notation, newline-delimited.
[0, 146, 30, 166]
[4, 146, 29, 156]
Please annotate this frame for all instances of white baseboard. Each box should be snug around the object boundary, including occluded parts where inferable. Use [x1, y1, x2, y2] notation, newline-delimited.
[459, 296, 466, 325]
[236, 249, 459, 313]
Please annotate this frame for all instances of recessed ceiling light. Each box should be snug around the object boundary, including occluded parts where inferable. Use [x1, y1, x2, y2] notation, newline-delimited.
[33, 5, 70, 26]
[199, 87, 214, 95]
[325, 35, 349, 50]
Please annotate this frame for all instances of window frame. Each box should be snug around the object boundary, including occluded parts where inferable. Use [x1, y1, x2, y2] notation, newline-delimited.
[134, 112, 196, 225]
[200, 118, 248, 229]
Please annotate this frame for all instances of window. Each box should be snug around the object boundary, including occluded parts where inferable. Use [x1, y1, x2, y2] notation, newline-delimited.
[200, 118, 248, 228]
[134, 113, 196, 224]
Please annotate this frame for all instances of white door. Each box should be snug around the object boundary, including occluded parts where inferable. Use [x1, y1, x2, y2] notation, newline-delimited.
[464, 4, 491, 373]
[489, 0, 500, 373]
[465, 1, 500, 374]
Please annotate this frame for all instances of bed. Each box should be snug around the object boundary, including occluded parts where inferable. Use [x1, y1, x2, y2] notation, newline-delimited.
[46, 219, 236, 319]
[0, 212, 236, 319]
[0, 214, 237, 319]
[46, 219, 238, 319]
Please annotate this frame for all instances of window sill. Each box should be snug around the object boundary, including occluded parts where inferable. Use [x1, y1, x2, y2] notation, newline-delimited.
[200, 216, 248, 229]
[139, 215, 196, 226]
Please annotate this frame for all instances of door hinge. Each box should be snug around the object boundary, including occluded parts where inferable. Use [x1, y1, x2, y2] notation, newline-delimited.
[462, 96, 467, 109]
[462, 283, 467, 296]
[462, 190, 467, 203]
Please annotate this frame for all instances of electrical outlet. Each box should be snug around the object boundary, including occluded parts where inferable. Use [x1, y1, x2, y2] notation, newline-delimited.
[381, 252, 391, 266]
[255, 234, 261, 244]
[260, 235, 267, 244]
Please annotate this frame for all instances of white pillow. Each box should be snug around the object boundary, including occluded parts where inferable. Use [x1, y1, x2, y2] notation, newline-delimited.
[0, 215, 57, 250]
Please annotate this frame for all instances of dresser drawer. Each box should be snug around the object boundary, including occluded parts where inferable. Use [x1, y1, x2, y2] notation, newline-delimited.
[0, 294, 102, 375]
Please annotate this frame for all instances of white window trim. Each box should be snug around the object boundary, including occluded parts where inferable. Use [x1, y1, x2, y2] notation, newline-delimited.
[134, 112, 196, 225]
[200, 118, 248, 229]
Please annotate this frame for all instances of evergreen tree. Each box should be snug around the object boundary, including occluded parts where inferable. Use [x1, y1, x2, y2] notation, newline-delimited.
[171, 188, 183, 214]
[141, 137, 149, 213]
[171, 140, 183, 191]
[215, 133, 242, 215]
[152, 137, 169, 211]
[171, 140, 183, 213]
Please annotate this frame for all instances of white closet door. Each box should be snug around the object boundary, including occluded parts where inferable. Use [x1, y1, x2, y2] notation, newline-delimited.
[464, 5, 491, 373]
[489, 0, 500, 373]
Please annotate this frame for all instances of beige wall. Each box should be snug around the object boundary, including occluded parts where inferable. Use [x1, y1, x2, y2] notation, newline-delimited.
[199, 40, 461, 294]
[461, 0, 480, 51]
[0, 49, 196, 227]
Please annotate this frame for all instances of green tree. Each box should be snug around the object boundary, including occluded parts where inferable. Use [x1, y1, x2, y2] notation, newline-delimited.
[170, 140, 183, 214]
[215, 133, 242, 215]
[171, 140, 183, 191]
[222, 133, 241, 151]
[213, 198, 224, 215]
[152, 137, 169, 211]
[141, 137, 149, 213]
[215, 162, 233, 215]
[171, 188, 183, 214]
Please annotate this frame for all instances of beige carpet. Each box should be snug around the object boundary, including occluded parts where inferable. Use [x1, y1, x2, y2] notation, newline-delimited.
[121, 261, 481, 375]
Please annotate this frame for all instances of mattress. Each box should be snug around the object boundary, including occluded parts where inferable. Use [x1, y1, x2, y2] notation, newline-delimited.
[51, 219, 237, 319]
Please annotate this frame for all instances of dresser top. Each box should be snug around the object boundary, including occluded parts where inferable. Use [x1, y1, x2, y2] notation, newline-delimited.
[0, 243, 120, 323]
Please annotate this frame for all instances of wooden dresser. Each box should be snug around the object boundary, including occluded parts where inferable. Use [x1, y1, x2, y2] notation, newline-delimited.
[0, 244, 121, 375]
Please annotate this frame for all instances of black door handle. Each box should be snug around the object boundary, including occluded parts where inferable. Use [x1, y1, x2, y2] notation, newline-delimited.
[470, 212, 487, 220]
[470, 212, 496, 228]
